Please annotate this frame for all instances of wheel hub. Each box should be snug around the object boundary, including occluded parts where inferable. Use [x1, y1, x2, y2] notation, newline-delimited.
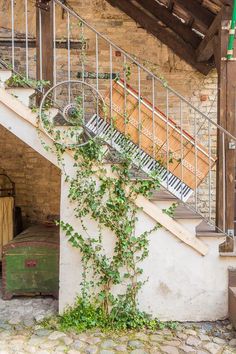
[63, 103, 82, 124]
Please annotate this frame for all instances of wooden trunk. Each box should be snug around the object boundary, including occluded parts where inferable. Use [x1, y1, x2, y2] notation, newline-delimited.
[103, 80, 216, 190]
[2, 225, 59, 300]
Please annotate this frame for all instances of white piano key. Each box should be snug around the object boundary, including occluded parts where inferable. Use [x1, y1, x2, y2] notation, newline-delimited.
[142, 155, 152, 165]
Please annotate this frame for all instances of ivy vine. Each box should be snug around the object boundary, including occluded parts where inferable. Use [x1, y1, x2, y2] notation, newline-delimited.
[38, 110, 177, 331]
[4, 19, 176, 330]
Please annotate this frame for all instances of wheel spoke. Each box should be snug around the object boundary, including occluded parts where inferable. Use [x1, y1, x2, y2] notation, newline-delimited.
[39, 80, 105, 147]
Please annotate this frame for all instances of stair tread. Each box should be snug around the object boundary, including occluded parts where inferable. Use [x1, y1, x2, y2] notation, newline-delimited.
[196, 231, 225, 237]
[229, 287, 236, 297]
[173, 205, 202, 219]
[149, 190, 178, 201]
[195, 220, 225, 237]
[197, 220, 215, 231]
[220, 252, 236, 257]
[5, 86, 34, 90]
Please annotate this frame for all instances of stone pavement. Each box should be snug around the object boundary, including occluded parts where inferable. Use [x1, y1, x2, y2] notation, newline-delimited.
[0, 289, 236, 353]
[0, 318, 235, 354]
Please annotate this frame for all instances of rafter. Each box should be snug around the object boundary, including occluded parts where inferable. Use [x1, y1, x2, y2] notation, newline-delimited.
[221, 0, 232, 5]
[106, 0, 213, 75]
[196, 5, 231, 62]
[173, 0, 215, 27]
[135, 0, 202, 48]
[167, 0, 174, 10]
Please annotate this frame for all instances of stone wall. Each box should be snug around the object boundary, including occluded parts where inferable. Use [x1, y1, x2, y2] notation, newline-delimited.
[0, 125, 61, 228]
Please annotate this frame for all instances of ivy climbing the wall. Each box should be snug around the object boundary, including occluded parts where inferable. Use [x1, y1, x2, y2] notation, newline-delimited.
[38, 105, 177, 331]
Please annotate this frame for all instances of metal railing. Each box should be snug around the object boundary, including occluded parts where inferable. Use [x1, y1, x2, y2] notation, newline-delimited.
[1, 0, 236, 239]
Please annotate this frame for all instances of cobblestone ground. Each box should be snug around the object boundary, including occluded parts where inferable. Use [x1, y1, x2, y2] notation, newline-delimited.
[0, 291, 236, 354]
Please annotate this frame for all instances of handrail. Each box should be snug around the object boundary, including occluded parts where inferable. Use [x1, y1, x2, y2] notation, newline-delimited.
[54, 0, 236, 141]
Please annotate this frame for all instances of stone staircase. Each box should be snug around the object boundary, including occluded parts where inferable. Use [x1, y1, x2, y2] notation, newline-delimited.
[0, 67, 229, 257]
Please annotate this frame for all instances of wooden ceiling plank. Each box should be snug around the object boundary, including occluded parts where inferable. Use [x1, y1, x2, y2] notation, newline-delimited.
[135, 0, 202, 48]
[171, 3, 208, 35]
[106, 0, 212, 74]
[221, 0, 232, 5]
[196, 5, 231, 61]
[212, 34, 221, 72]
[173, 0, 215, 27]
[166, 0, 174, 10]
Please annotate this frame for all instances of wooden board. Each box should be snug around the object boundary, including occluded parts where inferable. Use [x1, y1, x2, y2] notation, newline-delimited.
[103, 80, 216, 190]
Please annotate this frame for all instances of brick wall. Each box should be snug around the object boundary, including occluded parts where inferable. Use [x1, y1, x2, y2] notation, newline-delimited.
[0, 125, 61, 228]
[0, 0, 218, 103]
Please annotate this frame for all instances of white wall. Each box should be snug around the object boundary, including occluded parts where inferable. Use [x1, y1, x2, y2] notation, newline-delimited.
[137, 211, 232, 321]
[59, 201, 236, 321]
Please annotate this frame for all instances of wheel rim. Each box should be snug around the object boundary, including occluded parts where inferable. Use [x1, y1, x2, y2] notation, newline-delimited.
[39, 80, 106, 148]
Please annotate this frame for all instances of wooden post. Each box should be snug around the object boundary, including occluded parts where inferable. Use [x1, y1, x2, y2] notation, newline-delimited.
[36, 0, 54, 86]
[216, 6, 236, 252]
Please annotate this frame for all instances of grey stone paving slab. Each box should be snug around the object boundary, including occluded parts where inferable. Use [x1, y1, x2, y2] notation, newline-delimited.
[0, 280, 235, 354]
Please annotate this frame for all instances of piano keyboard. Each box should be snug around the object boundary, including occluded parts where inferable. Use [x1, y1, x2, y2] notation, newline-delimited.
[86, 114, 193, 202]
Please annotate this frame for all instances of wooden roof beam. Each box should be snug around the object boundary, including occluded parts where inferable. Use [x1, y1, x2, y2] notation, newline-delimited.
[135, 0, 202, 48]
[106, 0, 213, 75]
[167, 0, 174, 11]
[221, 0, 232, 5]
[196, 5, 232, 62]
[173, 0, 215, 28]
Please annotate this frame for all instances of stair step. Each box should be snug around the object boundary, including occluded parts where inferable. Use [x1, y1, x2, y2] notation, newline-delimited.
[173, 205, 202, 219]
[196, 231, 225, 238]
[5, 87, 35, 107]
[219, 239, 236, 256]
[149, 190, 178, 202]
[229, 286, 236, 328]
[0, 70, 12, 85]
[229, 269, 236, 328]
[220, 251, 236, 257]
[196, 220, 225, 237]
[229, 286, 236, 298]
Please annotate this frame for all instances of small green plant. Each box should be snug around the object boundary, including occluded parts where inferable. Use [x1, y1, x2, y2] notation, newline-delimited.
[5, 73, 50, 90]
[123, 63, 131, 81]
[163, 203, 177, 217]
[42, 297, 178, 332]
[30, 105, 37, 113]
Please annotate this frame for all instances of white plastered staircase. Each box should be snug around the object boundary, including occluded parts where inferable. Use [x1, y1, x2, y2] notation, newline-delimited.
[0, 68, 230, 258]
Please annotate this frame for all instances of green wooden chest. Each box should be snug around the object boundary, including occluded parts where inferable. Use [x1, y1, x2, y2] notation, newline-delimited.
[2, 225, 59, 300]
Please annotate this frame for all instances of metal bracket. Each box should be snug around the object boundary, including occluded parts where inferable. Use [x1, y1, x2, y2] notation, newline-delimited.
[222, 20, 231, 31]
[36, 0, 51, 11]
[228, 229, 235, 237]
[229, 140, 236, 150]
